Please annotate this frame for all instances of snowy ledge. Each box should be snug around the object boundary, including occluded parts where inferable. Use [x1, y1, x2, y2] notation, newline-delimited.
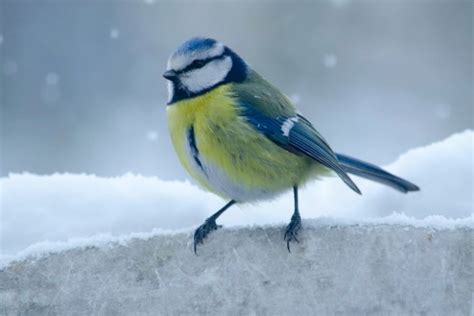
[1, 214, 472, 270]
[2, 130, 473, 259]
[1, 218, 472, 315]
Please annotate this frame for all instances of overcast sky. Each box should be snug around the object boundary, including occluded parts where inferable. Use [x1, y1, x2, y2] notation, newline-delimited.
[1, 0, 472, 179]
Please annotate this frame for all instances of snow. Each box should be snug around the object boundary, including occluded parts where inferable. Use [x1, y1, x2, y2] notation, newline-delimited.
[109, 28, 119, 39]
[0, 131, 472, 313]
[45, 72, 60, 85]
[1, 224, 472, 315]
[1, 214, 471, 270]
[323, 53, 338, 68]
[330, 0, 351, 8]
[0, 130, 472, 265]
[0, 174, 220, 258]
[0, 228, 185, 270]
[146, 130, 159, 141]
[306, 213, 473, 230]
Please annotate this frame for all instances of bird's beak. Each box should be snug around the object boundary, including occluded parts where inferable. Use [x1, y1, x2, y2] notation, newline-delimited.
[163, 70, 178, 80]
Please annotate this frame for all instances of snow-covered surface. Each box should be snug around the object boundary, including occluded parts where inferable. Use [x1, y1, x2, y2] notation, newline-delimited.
[0, 130, 472, 263]
[1, 224, 472, 315]
[1, 214, 472, 270]
[0, 174, 220, 258]
[0, 131, 472, 314]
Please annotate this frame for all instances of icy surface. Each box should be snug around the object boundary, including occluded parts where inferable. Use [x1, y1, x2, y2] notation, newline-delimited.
[1, 130, 472, 259]
[0, 131, 472, 314]
[1, 213, 471, 270]
[0, 223, 472, 315]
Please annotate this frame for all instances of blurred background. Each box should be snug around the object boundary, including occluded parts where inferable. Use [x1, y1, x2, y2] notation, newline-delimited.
[0, 0, 472, 180]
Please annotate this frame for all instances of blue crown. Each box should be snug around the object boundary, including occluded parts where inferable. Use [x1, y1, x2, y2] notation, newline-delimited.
[174, 37, 218, 55]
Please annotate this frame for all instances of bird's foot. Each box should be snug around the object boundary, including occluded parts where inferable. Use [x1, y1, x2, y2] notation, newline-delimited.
[193, 218, 222, 254]
[284, 211, 302, 252]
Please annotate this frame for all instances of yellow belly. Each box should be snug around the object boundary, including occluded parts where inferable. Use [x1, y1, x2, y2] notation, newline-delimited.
[166, 84, 316, 202]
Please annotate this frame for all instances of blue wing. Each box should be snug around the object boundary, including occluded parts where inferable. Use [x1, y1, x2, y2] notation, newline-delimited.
[231, 70, 419, 194]
[335, 153, 419, 193]
[239, 102, 361, 194]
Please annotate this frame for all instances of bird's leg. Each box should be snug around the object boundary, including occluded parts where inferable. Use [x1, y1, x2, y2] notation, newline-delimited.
[284, 186, 302, 252]
[194, 200, 236, 253]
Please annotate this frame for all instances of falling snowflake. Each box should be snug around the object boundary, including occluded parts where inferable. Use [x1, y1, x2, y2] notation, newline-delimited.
[46, 73, 60, 85]
[110, 28, 120, 39]
[147, 131, 159, 141]
[323, 54, 338, 68]
[330, 0, 350, 8]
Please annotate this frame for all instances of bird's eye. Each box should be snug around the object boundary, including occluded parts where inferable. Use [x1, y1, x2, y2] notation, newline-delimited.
[193, 60, 206, 68]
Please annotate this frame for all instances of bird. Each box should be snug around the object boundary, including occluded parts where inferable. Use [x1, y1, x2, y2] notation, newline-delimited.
[163, 37, 419, 253]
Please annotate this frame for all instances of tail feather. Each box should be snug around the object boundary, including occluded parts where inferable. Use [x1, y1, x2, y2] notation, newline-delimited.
[335, 153, 420, 193]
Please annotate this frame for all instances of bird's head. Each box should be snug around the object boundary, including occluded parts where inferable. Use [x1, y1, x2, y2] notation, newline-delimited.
[163, 37, 248, 104]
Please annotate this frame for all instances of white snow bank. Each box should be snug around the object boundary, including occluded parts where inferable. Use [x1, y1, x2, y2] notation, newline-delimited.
[1, 130, 473, 259]
[1, 224, 472, 315]
[2, 213, 472, 269]
[0, 174, 221, 257]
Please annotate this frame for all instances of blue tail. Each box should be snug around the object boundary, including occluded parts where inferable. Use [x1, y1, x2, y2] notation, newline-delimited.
[335, 153, 420, 193]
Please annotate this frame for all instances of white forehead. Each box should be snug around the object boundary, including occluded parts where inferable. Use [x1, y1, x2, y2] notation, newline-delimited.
[167, 42, 225, 71]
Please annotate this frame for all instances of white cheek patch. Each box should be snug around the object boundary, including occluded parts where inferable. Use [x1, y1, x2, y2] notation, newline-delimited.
[168, 42, 225, 72]
[281, 117, 299, 137]
[180, 56, 232, 93]
[167, 81, 175, 103]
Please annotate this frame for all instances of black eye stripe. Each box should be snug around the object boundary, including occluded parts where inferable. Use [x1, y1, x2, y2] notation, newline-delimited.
[190, 59, 206, 68]
[178, 53, 226, 74]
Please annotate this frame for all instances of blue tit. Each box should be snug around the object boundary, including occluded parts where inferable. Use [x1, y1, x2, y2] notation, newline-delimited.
[163, 37, 419, 252]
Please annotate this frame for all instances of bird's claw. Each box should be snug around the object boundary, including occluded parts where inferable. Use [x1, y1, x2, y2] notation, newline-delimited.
[193, 218, 221, 254]
[284, 212, 302, 252]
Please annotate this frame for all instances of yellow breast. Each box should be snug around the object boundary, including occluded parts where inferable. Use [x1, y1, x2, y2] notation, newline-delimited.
[166, 84, 314, 202]
[166, 85, 236, 192]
